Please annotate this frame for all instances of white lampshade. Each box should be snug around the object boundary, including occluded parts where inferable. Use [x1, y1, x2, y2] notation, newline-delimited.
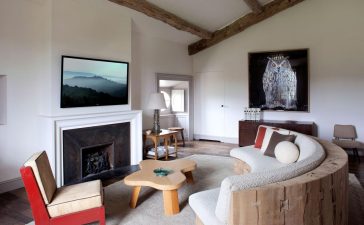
[147, 93, 167, 109]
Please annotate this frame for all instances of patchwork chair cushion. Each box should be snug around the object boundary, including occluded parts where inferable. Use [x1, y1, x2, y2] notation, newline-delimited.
[24, 151, 57, 204]
[47, 180, 103, 217]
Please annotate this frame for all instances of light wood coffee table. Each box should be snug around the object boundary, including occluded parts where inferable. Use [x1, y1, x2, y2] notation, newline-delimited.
[124, 159, 196, 215]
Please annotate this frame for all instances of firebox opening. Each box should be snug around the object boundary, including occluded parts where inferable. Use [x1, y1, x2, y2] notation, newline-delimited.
[81, 142, 114, 178]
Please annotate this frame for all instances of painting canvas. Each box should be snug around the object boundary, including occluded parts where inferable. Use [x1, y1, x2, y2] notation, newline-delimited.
[61, 56, 129, 108]
[249, 49, 309, 111]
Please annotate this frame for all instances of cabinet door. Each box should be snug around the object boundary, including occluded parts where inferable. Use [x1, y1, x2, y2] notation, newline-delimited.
[194, 72, 224, 139]
[239, 121, 259, 146]
[223, 72, 245, 140]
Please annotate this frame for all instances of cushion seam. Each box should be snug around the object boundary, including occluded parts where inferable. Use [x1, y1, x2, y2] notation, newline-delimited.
[47, 194, 101, 207]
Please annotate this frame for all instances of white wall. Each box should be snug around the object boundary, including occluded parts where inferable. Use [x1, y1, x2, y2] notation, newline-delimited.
[131, 32, 193, 129]
[193, 0, 364, 142]
[47, 0, 132, 116]
[0, 0, 132, 185]
[0, 0, 193, 186]
[0, 0, 49, 183]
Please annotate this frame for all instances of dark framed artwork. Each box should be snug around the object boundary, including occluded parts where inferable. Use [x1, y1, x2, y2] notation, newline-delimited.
[249, 49, 309, 112]
[61, 56, 129, 108]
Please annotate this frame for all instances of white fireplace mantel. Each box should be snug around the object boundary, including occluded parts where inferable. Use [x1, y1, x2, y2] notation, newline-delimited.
[39, 110, 143, 186]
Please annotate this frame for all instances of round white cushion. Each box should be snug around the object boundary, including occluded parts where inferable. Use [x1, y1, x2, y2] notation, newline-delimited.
[275, 141, 299, 164]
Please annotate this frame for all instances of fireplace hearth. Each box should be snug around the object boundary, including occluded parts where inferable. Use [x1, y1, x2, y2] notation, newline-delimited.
[63, 122, 130, 185]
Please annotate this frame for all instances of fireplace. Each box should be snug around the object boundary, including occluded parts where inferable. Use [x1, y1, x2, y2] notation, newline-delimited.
[40, 110, 143, 186]
[63, 122, 130, 185]
[81, 142, 114, 178]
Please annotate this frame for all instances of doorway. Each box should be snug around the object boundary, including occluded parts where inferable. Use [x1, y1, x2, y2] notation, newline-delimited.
[156, 73, 193, 141]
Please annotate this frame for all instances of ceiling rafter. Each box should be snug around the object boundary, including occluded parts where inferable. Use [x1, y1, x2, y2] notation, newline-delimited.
[108, 0, 212, 39]
[188, 0, 305, 55]
[243, 0, 263, 14]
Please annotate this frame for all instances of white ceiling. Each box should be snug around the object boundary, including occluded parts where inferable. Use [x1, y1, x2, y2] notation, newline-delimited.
[149, 0, 249, 31]
[107, 0, 274, 45]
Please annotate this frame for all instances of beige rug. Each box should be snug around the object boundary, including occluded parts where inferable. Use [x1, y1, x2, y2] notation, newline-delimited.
[27, 155, 364, 225]
[103, 154, 235, 225]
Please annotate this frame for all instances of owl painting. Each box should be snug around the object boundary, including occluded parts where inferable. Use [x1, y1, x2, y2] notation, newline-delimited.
[262, 55, 297, 110]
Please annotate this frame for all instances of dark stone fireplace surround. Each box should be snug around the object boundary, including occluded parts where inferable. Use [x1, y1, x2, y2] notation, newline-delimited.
[63, 122, 130, 185]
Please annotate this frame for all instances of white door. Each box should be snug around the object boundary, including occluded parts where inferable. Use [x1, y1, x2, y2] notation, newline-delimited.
[194, 71, 244, 143]
[222, 72, 244, 143]
[194, 72, 225, 140]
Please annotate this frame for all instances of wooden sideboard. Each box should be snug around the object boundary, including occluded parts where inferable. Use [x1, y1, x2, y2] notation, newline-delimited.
[239, 120, 316, 147]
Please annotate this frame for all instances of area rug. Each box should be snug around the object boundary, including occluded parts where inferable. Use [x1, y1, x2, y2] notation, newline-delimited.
[27, 154, 364, 225]
[103, 154, 235, 225]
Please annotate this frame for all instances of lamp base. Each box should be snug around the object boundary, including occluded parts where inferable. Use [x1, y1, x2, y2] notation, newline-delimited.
[152, 109, 162, 134]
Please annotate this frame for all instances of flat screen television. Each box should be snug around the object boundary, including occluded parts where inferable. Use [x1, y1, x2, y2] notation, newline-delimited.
[61, 56, 129, 108]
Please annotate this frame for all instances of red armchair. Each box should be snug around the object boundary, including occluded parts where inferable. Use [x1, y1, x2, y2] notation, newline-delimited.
[20, 151, 105, 225]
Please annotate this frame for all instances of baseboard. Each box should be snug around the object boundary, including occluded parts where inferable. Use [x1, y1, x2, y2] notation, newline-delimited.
[194, 134, 220, 142]
[0, 177, 24, 194]
[194, 134, 238, 144]
[221, 137, 239, 144]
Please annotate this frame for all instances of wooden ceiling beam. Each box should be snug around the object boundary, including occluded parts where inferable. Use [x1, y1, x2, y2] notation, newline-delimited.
[243, 0, 263, 14]
[188, 0, 305, 55]
[108, 0, 212, 39]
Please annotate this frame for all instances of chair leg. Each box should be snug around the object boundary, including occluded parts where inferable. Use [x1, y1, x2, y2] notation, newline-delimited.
[354, 148, 360, 163]
[350, 149, 355, 160]
[99, 207, 106, 225]
[181, 131, 185, 147]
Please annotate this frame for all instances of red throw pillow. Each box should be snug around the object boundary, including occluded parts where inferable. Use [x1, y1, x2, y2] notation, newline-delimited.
[254, 126, 267, 149]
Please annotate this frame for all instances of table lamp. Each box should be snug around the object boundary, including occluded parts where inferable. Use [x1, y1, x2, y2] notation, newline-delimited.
[147, 93, 167, 133]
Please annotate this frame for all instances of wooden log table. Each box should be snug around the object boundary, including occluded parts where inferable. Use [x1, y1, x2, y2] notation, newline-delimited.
[124, 159, 197, 216]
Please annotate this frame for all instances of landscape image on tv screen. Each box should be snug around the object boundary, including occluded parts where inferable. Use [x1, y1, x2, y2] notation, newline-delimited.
[61, 56, 129, 108]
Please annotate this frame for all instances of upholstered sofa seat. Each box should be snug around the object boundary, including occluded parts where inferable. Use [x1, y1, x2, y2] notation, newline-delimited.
[189, 188, 223, 225]
[47, 180, 103, 217]
[230, 147, 286, 172]
[189, 127, 327, 224]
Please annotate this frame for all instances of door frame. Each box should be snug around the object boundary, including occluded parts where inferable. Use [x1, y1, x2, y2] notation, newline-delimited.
[156, 73, 194, 141]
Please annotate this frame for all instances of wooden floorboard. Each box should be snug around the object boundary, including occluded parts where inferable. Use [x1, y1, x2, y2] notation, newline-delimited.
[0, 192, 33, 224]
[348, 155, 364, 186]
[0, 140, 362, 224]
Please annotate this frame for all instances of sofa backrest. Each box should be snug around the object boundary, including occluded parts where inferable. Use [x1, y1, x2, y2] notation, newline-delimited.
[290, 131, 320, 161]
[228, 139, 347, 225]
[215, 131, 326, 223]
[256, 126, 320, 162]
[24, 151, 57, 204]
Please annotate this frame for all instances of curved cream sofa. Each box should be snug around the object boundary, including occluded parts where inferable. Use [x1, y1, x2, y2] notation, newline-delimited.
[189, 128, 348, 225]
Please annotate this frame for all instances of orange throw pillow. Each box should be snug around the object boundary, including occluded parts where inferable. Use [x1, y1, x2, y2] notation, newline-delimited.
[254, 126, 267, 149]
